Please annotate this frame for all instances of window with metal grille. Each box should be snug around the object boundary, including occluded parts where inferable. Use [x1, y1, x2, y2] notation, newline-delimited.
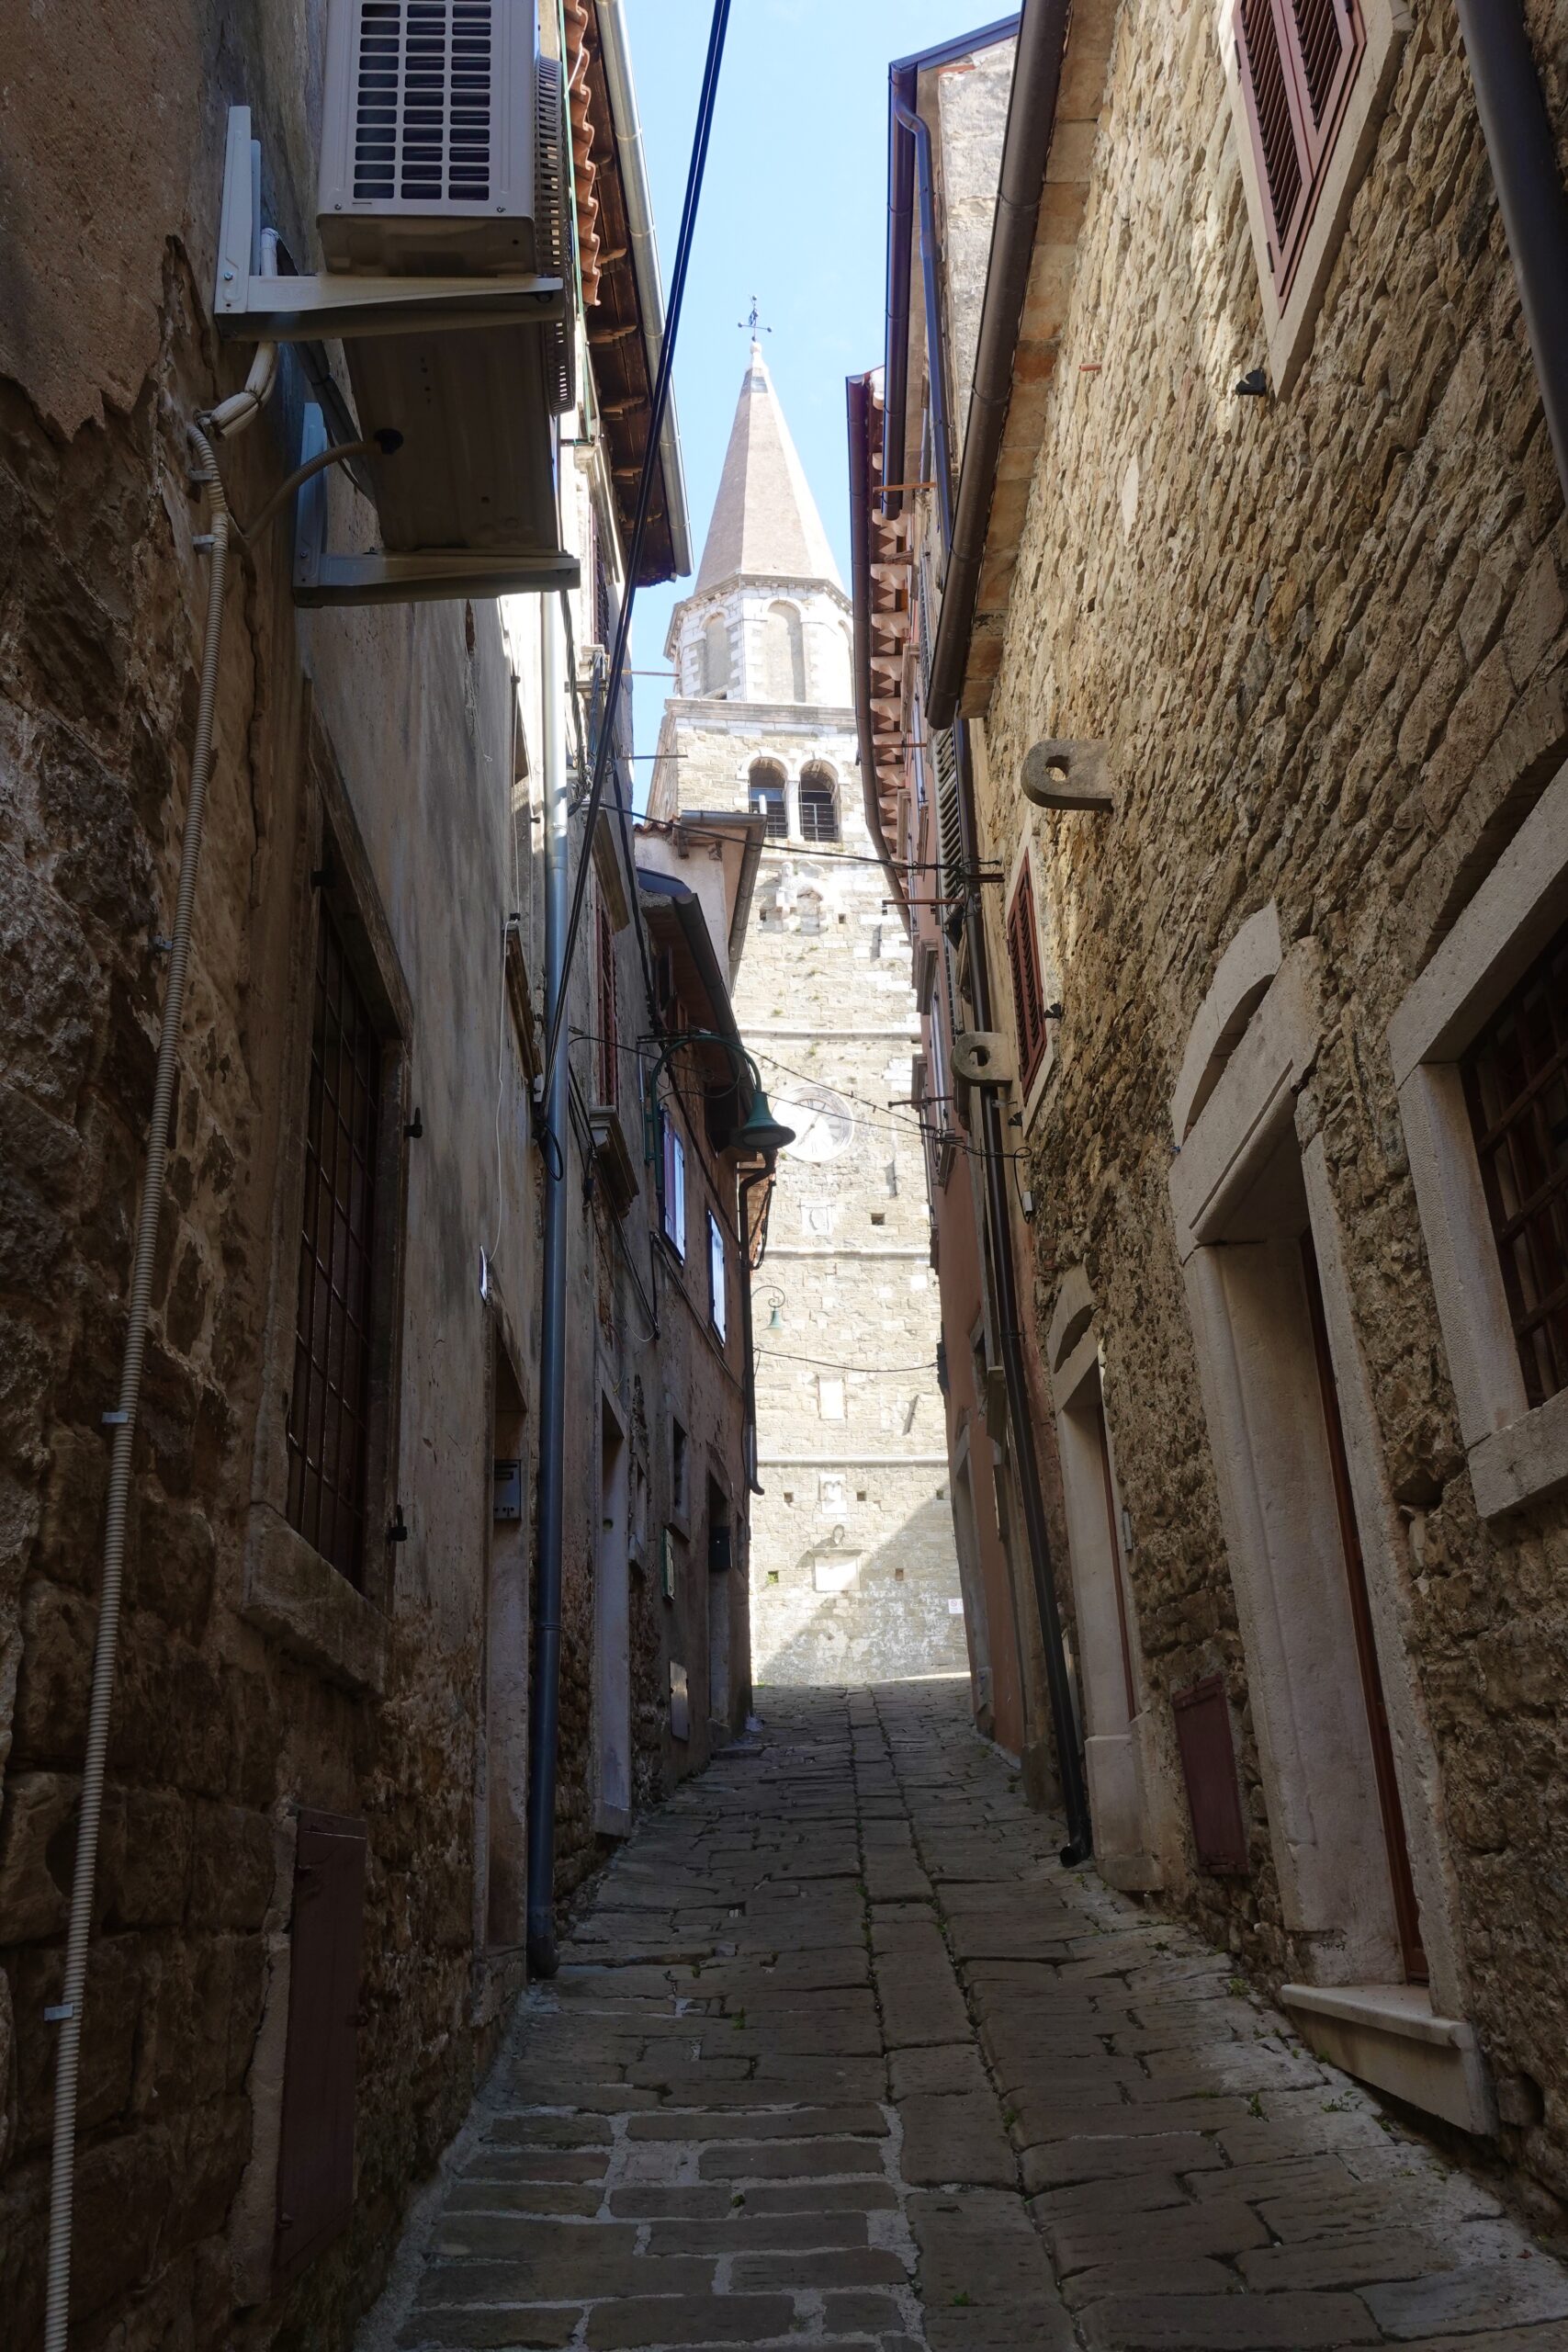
[1006, 862, 1049, 1091]
[1461, 913, 1568, 1408]
[596, 901, 618, 1106]
[1235, 0, 1363, 294]
[750, 760, 786, 839]
[799, 772, 840, 844]
[353, 0, 494, 206]
[286, 903, 384, 1587]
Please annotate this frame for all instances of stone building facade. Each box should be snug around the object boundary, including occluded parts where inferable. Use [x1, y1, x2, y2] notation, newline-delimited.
[0, 6, 759, 2346]
[647, 349, 966, 1689]
[863, 0, 1568, 2222]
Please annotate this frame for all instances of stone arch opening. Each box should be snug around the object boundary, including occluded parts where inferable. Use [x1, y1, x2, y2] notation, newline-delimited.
[748, 757, 787, 840]
[799, 760, 840, 844]
[763, 601, 806, 702]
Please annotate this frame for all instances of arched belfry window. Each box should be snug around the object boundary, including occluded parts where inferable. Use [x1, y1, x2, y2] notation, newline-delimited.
[763, 602, 806, 702]
[749, 758, 787, 840]
[703, 614, 730, 697]
[799, 762, 840, 844]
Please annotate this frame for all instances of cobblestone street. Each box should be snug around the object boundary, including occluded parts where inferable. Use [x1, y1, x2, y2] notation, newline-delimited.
[363, 1683, 1568, 2352]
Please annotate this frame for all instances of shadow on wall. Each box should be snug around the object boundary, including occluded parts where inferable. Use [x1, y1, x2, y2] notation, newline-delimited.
[752, 1496, 969, 1688]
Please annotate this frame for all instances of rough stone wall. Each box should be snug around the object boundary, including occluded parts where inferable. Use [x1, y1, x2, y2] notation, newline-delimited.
[652, 695, 966, 1686]
[976, 0, 1568, 2213]
[934, 40, 1017, 472]
[0, 17, 745, 2349]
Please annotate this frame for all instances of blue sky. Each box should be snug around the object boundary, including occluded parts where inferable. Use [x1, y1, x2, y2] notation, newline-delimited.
[620, 0, 998, 769]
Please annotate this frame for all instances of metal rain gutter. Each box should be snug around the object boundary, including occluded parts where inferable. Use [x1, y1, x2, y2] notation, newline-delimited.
[525, 593, 570, 1979]
[926, 0, 1071, 731]
[847, 368, 910, 934]
[595, 0, 694, 575]
[883, 15, 1021, 526]
[1455, 0, 1568, 508]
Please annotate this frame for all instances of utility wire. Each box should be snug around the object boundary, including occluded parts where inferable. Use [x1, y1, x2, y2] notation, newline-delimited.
[541, 0, 732, 1097]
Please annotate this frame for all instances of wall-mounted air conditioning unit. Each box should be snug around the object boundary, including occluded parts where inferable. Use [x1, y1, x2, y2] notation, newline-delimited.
[215, 0, 581, 605]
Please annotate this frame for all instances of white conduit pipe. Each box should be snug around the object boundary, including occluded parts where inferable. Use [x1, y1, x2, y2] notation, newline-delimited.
[209, 227, 279, 437]
[43, 424, 231, 2352]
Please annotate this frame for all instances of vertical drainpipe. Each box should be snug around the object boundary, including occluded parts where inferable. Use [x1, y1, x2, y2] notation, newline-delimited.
[739, 1165, 769, 1499]
[1454, 0, 1568, 506]
[894, 91, 1093, 1864]
[526, 592, 570, 1978]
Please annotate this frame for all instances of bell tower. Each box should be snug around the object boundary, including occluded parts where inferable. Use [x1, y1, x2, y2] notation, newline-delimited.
[647, 346, 965, 1688]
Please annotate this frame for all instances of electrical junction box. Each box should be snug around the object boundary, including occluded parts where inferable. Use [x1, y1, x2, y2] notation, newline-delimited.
[492, 1457, 522, 1521]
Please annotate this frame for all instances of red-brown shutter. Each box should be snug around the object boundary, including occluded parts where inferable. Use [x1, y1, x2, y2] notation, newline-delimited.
[1235, 0, 1363, 292]
[1007, 865, 1046, 1091]
[596, 903, 617, 1106]
[1289, 0, 1360, 148]
[275, 1811, 367, 2281]
[1172, 1679, 1250, 1874]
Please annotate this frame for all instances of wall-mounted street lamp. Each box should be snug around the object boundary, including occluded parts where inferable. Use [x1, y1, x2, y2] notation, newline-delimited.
[640, 1031, 796, 1164]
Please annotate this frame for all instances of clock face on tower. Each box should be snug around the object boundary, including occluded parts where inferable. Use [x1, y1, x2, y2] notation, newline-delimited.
[775, 1083, 854, 1163]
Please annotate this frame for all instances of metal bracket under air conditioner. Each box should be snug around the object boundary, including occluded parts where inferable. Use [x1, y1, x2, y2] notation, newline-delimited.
[215, 109, 566, 345]
[1021, 739, 1114, 812]
[293, 406, 581, 607]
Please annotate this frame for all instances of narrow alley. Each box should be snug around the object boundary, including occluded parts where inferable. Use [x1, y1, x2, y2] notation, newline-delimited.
[365, 1681, 1568, 2352]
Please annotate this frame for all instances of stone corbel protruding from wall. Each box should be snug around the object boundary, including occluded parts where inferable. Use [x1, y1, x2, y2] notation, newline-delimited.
[1021, 739, 1113, 812]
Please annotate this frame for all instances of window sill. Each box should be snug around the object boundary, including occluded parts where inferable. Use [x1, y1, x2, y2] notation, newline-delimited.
[1280, 1983, 1494, 2136]
[1468, 1387, 1568, 1521]
[242, 1505, 388, 1695]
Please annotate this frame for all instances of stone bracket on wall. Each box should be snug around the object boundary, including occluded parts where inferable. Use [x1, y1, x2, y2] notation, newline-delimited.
[1021, 739, 1113, 812]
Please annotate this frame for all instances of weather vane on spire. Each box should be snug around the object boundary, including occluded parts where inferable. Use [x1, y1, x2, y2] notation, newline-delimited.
[739, 295, 772, 339]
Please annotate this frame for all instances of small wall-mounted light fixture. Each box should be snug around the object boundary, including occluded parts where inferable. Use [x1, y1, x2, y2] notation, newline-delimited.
[404, 1106, 423, 1139]
[389, 1504, 410, 1544]
[1120, 1505, 1134, 1555]
[1235, 368, 1269, 398]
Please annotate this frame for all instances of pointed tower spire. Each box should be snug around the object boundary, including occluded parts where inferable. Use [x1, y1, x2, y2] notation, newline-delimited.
[695, 345, 842, 595]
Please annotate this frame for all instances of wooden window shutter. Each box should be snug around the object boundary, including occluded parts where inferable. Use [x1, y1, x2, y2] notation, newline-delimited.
[1235, 0, 1363, 293]
[596, 902, 617, 1106]
[275, 1810, 367, 2279]
[1007, 864, 1047, 1091]
[1172, 1679, 1250, 1874]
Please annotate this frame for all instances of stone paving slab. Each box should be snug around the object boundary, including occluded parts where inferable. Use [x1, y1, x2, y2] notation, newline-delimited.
[360, 1683, 1568, 2352]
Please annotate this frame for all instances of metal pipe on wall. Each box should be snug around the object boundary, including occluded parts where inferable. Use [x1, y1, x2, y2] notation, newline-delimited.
[525, 590, 571, 1979]
[1455, 0, 1568, 507]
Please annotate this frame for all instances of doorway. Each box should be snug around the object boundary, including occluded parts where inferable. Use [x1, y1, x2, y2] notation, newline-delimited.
[1183, 1114, 1426, 1983]
[595, 1393, 631, 1835]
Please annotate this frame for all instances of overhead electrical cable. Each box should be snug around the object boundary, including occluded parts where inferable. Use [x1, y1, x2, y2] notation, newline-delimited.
[540, 0, 733, 1102]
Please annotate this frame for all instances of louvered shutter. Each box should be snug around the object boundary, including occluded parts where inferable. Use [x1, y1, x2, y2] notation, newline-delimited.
[275, 1811, 367, 2279]
[1235, 0, 1362, 293]
[932, 728, 964, 906]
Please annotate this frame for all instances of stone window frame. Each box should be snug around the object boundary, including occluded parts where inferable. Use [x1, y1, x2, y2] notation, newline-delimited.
[1169, 922, 1485, 2130]
[1388, 758, 1568, 1522]
[1217, 0, 1410, 394]
[243, 718, 412, 1696]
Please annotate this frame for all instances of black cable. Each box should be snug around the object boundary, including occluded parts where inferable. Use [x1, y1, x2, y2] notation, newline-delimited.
[541, 0, 732, 1096]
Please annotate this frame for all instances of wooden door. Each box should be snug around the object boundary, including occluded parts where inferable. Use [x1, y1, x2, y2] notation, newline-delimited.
[1301, 1236, 1427, 1982]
